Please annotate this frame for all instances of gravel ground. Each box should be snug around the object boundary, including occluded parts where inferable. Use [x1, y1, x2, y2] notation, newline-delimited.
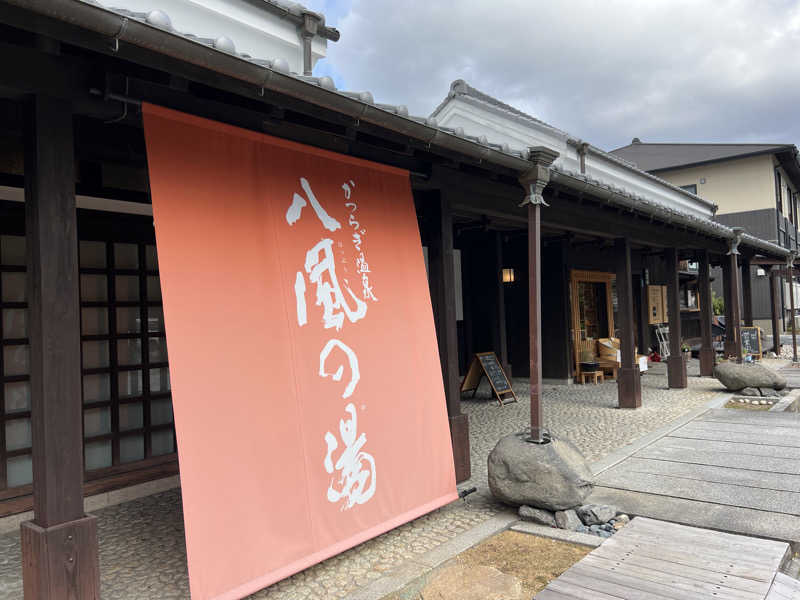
[0, 360, 730, 599]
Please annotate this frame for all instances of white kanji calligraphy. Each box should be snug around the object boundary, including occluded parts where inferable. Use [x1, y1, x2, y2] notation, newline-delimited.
[323, 402, 376, 510]
[285, 177, 341, 232]
[295, 238, 367, 330]
[319, 338, 360, 398]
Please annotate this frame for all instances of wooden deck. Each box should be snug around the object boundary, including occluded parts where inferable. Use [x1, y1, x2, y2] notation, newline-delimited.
[589, 408, 800, 545]
[535, 517, 793, 599]
[778, 366, 800, 389]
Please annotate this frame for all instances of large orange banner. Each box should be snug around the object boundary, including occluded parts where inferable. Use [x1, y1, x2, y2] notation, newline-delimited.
[142, 104, 457, 599]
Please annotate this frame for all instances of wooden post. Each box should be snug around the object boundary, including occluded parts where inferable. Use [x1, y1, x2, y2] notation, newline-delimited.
[519, 147, 559, 443]
[665, 248, 687, 388]
[21, 95, 100, 598]
[721, 257, 735, 357]
[637, 274, 650, 357]
[728, 250, 743, 363]
[789, 258, 798, 364]
[427, 191, 470, 483]
[770, 267, 782, 354]
[493, 231, 510, 375]
[697, 250, 715, 376]
[615, 238, 641, 408]
[741, 256, 753, 327]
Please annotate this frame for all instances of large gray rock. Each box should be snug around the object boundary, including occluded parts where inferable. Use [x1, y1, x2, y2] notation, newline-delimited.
[714, 362, 787, 391]
[577, 504, 617, 525]
[487, 432, 593, 511]
[555, 509, 582, 530]
[518, 505, 556, 527]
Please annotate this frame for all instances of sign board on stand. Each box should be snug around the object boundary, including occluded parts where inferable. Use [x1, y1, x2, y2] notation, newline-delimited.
[460, 352, 517, 406]
[741, 326, 762, 359]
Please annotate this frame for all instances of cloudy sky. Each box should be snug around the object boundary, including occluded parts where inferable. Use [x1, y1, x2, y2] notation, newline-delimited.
[303, 0, 800, 151]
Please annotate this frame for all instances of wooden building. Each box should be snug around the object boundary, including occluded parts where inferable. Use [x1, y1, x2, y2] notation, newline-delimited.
[0, 1, 793, 597]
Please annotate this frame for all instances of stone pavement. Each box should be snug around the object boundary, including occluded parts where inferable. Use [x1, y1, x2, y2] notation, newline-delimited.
[0, 360, 728, 599]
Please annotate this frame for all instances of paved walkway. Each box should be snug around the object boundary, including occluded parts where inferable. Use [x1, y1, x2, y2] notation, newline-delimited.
[535, 516, 792, 600]
[0, 360, 729, 599]
[591, 406, 800, 546]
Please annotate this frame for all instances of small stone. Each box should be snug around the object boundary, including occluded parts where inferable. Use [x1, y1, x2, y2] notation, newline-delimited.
[601, 523, 613, 531]
[758, 400, 768, 405]
[616, 514, 630, 524]
[740, 387, 761, 397]
[613, 522, 626, 530]
[589, 524, 601, 533]
[576, 504, 617, 525]
[555, 509, 582, 530]
[759, 388, 780, 397]
[598, 530, 612, 538]
[518, 505, 556, 528]
[575, 525, 589, 533]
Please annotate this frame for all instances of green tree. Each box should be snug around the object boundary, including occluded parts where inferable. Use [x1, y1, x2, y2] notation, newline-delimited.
[711, 289, 724, 316]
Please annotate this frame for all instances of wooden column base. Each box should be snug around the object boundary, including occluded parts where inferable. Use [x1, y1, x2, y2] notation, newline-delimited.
[21, 515, 100, 600]
[699, 348, 715, 377]
[617, 367, 642, 409]
[449, 413, 471, 483]
[667, 356, 688, 388]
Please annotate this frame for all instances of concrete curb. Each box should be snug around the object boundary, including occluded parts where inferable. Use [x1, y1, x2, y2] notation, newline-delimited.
[509, 521, 603, 548]
[590, 391, 731, 476]
[770, 388, 800, 412]
[341, 511, 517, 600]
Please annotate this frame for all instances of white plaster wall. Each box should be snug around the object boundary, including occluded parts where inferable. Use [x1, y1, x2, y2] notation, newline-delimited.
[435, 96, 715, 220]
[98, 0, 328, 73]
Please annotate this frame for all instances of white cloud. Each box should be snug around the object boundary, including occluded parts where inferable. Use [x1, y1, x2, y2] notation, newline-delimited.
[316, 0, 800, 150]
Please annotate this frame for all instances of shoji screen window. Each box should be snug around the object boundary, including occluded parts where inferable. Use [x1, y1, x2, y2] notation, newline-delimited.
[0, 235, 31, 491]
[80, 240, 175, 475]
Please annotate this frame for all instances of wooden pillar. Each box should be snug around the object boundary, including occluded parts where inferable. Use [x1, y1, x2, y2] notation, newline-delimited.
[493, 231, 510, 375]
[741, 256, 753, 327]
[20, 96, 99, 598]
[427, 191, 470, 483]
[697, 250, 715, 376]
[770, 267, 782, 354]
[519, 147, 558, 443]
[615, 238, 641, 408]
[728, 251, 743, 363]
[790, 260, 798, 364]
[637, 275, 650, 356]
[665, 248, 687, 388]
[721, 257, 734, 357]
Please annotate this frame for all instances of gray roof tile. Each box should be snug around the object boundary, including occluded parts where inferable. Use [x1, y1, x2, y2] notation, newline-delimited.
[610, 141, 793, 172]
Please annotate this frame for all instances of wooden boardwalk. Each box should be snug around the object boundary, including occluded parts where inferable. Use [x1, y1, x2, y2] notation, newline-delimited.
[589, 408, 800, 544]
[535, 517, 794, 599]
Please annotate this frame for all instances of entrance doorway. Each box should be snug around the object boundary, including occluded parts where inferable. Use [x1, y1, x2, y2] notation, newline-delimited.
[570, 270, 617, 374]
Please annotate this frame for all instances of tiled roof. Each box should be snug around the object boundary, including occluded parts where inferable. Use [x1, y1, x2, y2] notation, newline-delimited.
[17, 0, 790, 259]
[610, 141, 794, 172]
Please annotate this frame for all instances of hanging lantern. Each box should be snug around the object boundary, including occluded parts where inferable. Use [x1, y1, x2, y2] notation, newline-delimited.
[502, 268, 515, 283]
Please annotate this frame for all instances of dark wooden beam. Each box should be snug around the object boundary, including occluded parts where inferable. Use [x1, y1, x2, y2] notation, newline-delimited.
[728, 252, 743, 362]
[741, 256, 753, 327]
[790, 263, 798, 363]
[615, 238, 641, 408]
[771, 267, 782, 355]
[426, 190, 470, 483]
[665, 248, 687, 388]
[697, 250, 715, 376]
[527, 199, 544, 439]
[722, 257, 734, 357]
[21, 95, 99, 598]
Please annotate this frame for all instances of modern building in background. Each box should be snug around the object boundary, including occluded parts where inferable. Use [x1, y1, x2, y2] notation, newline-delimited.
[612, 140, 800, 332]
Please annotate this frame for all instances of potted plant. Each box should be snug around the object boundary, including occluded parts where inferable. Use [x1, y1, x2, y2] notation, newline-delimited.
[680, 343, 691, 362]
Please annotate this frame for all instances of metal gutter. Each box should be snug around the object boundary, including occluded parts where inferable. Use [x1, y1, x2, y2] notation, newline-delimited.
[3, 0, 530, 171]
[4, 0, 789, 260]
[566, 137, 719, 214]
[549, 169, 789, 258]
[242, 0, 341, 42]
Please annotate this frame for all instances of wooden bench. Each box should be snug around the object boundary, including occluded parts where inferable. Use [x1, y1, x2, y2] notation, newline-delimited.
[579, 370, 604, 385]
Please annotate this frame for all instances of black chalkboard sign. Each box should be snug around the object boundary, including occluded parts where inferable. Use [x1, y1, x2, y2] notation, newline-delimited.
[741, 327, 762, 359]
[460, 352, 517, 406]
